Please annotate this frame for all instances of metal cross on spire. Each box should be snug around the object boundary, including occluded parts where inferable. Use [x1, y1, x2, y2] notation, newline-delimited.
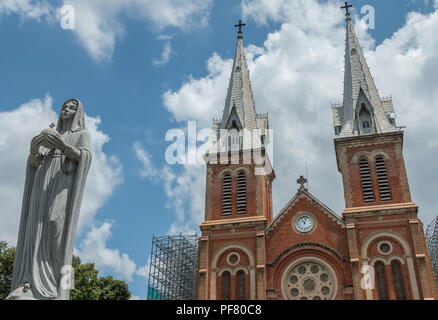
[234, 20, 246, 39]
[341, 1, 353, 21]
[297, 175, 308, 191]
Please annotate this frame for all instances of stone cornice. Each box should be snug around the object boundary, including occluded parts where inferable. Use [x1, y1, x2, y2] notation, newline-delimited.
[343, 202, 418, 217]
[200, 216, 267, 229]
[334, 131, 404, 149]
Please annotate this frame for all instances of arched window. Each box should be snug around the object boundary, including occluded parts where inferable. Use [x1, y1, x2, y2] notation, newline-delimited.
[375, 157, 392, 201]
[375, 261, 389, 300]
[222, 174, 232, 216]
[236, 271, 246, 300]
[391, 260, 406, 300]
[221, 271, 231, 300]
[362, 121, 370, 129]
[359, 158, 374, 203]
[237, 172, 247, 214]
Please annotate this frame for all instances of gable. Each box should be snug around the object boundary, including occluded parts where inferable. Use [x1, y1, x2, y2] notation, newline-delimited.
[225, 106, 243, 130]
[266, 190, 345, 236]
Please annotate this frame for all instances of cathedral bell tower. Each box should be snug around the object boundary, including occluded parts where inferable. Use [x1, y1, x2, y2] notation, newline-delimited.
[332, 2, 438, 300]
[196, 22, 275, 300]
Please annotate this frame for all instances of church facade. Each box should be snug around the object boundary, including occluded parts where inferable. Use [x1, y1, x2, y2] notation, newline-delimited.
[195, 15, 438, 300]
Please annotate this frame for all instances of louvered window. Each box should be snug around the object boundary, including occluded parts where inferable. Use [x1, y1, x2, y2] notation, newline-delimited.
[237, 172, 247, 214]
[375, 261, 389, 300]
[391, 260, 406, 300]
[375, 157, 391, 201]
[222, 271, 231, 300]
[360, 159, 374, 203]
[222, 174, 232, 216]
[236, 271, 246, 300]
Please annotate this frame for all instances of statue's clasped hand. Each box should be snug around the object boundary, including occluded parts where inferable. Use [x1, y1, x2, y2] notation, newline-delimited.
[47, 132, 67, 152]
[30, 134, 44, 155]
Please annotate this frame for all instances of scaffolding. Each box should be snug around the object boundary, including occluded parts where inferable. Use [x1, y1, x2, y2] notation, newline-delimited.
[426, 216, 438, 288]
[147, 234, 199, 300]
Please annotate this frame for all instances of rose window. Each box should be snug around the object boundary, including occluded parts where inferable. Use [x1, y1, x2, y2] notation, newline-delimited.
[284, 261, 336, 300]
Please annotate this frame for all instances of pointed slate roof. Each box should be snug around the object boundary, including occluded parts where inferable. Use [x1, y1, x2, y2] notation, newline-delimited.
[333, 19, 397, 137]
[220, 37, 258, 131]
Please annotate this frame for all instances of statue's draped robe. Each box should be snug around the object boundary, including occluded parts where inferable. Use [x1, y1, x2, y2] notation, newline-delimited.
[9, 125, 91, 300]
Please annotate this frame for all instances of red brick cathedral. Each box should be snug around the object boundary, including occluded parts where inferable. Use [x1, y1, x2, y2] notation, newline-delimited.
[195, 14, 438, 300]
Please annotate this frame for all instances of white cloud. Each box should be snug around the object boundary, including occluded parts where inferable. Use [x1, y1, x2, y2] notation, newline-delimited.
[163, 53, 232, 125]
[75, 221, 151, 283]
[133, 141, 158, 178]
[162, 0, 438, 230]
[153, 39, 174, 67]
[0, 0, 213, 61]
[0, 0, 52, 21]
[79, 116, 123, 233]
[74, 221, 138, 282]
[135, 262, 150, 279]
[134, 141, 205, 235]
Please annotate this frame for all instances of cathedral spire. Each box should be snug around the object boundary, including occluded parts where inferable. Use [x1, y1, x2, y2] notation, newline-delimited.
[332, 7, 397, 137]
[219, 21, 258, 132]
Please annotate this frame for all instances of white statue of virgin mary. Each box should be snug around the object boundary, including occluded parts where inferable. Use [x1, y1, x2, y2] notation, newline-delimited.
[6, 99, 92, 300]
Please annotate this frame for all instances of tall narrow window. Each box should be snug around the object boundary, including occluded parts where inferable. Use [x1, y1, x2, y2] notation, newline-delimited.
[221, 271, 231, 300]
[375, 157, 392, 201]
[236, 271, 246, 300]
[360, 158, 374, 203]
[375, 262, 389, 300]
[222, 174, 232, 216]
[237, 172, 247, 214]
[359, 104, 373, 134]
[391, 260, 406, 300]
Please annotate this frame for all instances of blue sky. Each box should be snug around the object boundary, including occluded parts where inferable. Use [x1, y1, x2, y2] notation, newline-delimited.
[1, 0, 437, 300]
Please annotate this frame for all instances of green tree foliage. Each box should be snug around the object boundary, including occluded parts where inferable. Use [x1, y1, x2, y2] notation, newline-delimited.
[69, 256, 100, 300]
[0, 241, 16, 300]
[70, 256, 131, 300]
[0, 242, 131, 300]
[97, 276, 131, 300]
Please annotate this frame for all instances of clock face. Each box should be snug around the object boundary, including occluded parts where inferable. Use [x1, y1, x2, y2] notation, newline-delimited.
[296, 216, 314, 233]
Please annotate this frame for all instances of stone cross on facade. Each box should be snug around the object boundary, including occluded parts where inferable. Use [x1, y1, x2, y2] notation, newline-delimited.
[234, 20, 246, 38]
[341, 1, 353, 21]
[297, 175, 308, 191]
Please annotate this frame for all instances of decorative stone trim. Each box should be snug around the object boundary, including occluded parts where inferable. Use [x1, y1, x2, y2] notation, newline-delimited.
[227, 252, 240, 266]
[266, 242, 348, 267]
[377, 241, 393, 256]
[218, 267, 233, 276]
[232, 166, 251, 177]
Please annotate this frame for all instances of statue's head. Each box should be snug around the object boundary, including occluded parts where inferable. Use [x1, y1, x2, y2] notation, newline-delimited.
[61, 99, 79, 121]
[57, 99, 86, 132]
